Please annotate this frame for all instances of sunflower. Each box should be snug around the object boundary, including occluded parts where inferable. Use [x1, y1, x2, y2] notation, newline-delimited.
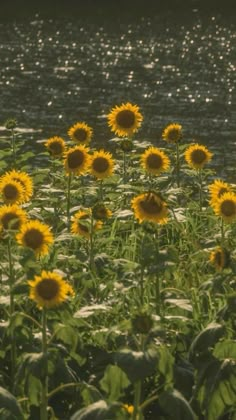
[3, 170, 33, 202]
[209, 179, 231, 209]
[28, 270, 74, 309]
[16, 220, 54, 257]
[131, 192, 168, 224]
[45, 136, 66, 158]
[0, 204, 27, 231]
[71, 210, 102, 239]
[68, 122, 93, 145]
[184, 144, 213, 170]
[123, 405, 134, 415]
[107, 102, 143, 138]
[64, 145, 90, 175]
[209, 247, 230, 271]
[0, 178, 25, 204]
[141, 147, 170, 175]
[92, 202, 112, 220]
[89, 150, 114, 179]
[213, 192, 236, 223]
[162, 123, 182, 144]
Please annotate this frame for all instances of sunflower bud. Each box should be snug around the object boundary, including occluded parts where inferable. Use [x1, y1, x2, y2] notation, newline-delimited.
[120, 139, 133, 152]
[5, 118, 17, 130]
[131, 311, 153, 334]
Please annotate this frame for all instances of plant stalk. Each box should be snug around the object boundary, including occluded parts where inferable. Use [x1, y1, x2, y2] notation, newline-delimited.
[40, 308, 48, 420]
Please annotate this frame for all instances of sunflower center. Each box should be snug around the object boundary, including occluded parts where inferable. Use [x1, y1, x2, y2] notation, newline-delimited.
[146, 153, 163, 169]
[116, 110, 135, 128]
[68, 150, 84, 169]
[93, 157, 109, 173]
[2, 213, 20, 230]
[221, 200, 236, 217]
[73, 128, 87, 142]
[49, 141, 63, 154]
[24, 228, 44, 249]
[4, 184, 19, 200]
[168, 129, 179, 141]
[191, 149, 207, 164]
[36, 279, 59, 300]
[140, 195, 162, 214]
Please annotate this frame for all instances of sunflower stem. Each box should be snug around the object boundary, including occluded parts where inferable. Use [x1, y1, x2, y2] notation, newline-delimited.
[40, 307, 48, 420]
[198, 169, 203, 211]
[99, 179, 104, 201]
[66, 173, 72, 231]
[123, 151, 127, 183]
[11, 128, 16, 168]
[176, 142, 180, 188]
[132, 380, 142, 420]
[140, 265, 144, 306]
[7, 237, 16, 390]
[221, 217, 225, 243]
[89, 215, 95, 272]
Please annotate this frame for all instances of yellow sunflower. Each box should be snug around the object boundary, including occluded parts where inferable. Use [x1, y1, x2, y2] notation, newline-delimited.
[28, 270, 74, 309]
[0, 204, 27, 231]
[107, 102, 143, 138]
[123, 404, 134, 414]
[92, 202, 112, 220]
[184, 144, 213, 170]
[64, 145, 90, 176]
[0, 178, 25, 204]
[213, 192, 236, 223]
[71, 210, 102, 239]
[68, 122, 93, 145]
[131, 192, 168, 224]
[209, 179, 231, 209]
[209, 247, 230, 271]
[89, 150, 115, 179]
[162, 123, 182, 143]
[141, 147, 170, 175]
[3, 170, 33, 202]
[16, 220, 54, 257]
[45, 136, 66, 158]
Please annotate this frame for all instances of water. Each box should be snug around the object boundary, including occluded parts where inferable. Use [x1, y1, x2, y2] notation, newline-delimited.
[0, 10, 235, 177]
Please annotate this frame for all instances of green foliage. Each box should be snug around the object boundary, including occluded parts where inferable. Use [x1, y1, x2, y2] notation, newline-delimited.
[159, 389, 196, 420]
[0, 386, 23, 419]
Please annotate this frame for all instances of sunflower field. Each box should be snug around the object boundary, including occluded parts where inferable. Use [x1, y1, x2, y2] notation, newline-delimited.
[0, 104, 236, 420]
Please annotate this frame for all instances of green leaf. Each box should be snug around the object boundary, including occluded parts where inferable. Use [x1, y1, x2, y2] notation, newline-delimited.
[206, 360, 236, 420]
[53, 324, 78, 350]
[189, 322, 225, 365]
[99, 365, 130, 402]
[115, 348, 157, 382]
[196, 359, 236, 419]
[0, 386, 23, 418]
[159, 389, 196, 420]
[71, 400, 123, 420]
[156, 346, 174, 388]
[213, 340, 236, 360]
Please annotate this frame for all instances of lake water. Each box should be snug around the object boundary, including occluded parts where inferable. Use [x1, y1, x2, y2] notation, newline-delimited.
[0, 10, 235, 178]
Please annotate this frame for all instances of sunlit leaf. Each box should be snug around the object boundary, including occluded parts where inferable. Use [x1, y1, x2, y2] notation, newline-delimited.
[99, 365, 130, 402]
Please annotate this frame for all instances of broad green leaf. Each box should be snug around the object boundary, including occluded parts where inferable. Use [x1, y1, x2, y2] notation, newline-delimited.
[206, 360, 236, 420]
[99, 365, 130, 402]
[115, 348, 157, 382]
[213, 340, 236, 360]
[71, 400, 110, 420]
[157, 346, 174, 388]
[159, 389, 196, 420]
[53, 324, 78, 349]
[0, 386, 23, 418]
[189, 322, 225, 364]
[25, 374, 42, 406]
[81, 384, 103, 405]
